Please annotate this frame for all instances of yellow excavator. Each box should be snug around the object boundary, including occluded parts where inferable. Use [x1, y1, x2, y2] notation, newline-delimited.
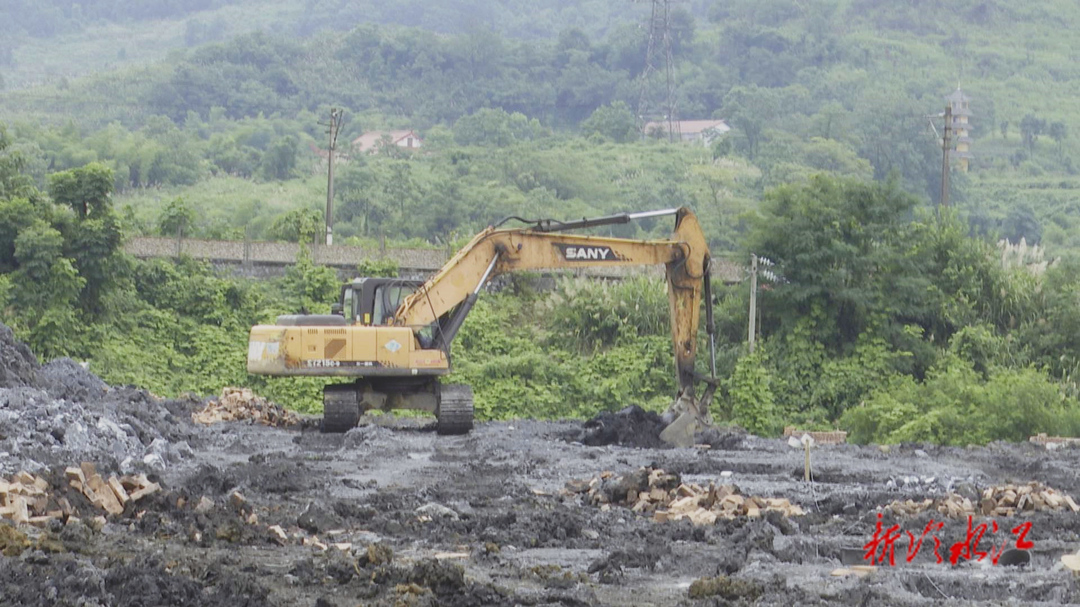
[247, 207, 717, 446]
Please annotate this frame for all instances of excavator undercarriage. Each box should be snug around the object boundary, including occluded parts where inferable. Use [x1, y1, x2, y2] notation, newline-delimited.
[321, 378, 473, 435]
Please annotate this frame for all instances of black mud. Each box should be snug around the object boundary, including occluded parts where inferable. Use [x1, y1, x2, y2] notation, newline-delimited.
[3, 324, 1080, 606]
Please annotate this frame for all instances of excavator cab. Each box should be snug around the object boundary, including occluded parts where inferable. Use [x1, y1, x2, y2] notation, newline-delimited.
[332, 278, 423, 326]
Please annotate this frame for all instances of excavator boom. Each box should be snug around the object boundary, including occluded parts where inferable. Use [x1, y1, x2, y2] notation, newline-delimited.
[395, 207, 713, 441]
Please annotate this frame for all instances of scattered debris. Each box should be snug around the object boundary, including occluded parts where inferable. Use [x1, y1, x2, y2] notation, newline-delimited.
[192, 387, 299, 427]
[831, 566, 877, 578]
[1, 465, 157, 526]
[565, 467, 804, 525]
[268, 525, 288, 544]
[1030, 434, 1080, 448]
[783, 426, 847, 445]
[66, 463, 160, 516]
[194, 496, 215, 513]
[881, 482, 1079, 517]
[885, 475, 974, 494]
[1061, 553, 1080, 575]
[416, 503, 459, 521]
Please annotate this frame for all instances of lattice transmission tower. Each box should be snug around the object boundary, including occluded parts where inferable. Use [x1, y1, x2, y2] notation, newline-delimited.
[637, 0, 680, 142]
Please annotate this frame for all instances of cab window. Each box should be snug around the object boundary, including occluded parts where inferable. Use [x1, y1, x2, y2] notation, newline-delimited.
[342, 287, 357, 322]
[372, 284, 416, 325]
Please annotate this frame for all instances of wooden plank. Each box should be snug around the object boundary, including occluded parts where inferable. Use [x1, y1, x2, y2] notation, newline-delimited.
[129, 482, 161, 502]
[11, 496, 29, 524]
[80, 463, 97, 481]
[108, 477, 130, 505]
[87, 475, 123, 515]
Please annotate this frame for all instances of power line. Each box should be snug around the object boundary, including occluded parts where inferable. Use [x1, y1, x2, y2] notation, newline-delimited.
[636, 0, 680, 142]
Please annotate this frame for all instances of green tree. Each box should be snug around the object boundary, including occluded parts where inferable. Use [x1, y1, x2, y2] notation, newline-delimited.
[746, 175, 920, 348]
[453, 108, 546, 147]
[726, 349, 780, 436]
[48, 162, 114, 219]
[581, 101, 639, 143]
[0, 124, 37, 201]
[157, 197, 197, 237]
[260, 136, 298, 181]
[282, 244, 340, 313]
[1050, 121, 1068, 151]
[1020, 113, 1046, 152]
[268, 208, 322, 243]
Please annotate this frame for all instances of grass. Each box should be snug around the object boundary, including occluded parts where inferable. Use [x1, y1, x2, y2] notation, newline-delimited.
[116, 173, 327, 238]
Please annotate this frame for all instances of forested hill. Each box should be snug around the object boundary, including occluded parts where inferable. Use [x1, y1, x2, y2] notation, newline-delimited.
[3, 0, 1080, 253]
[0, 0, 662, 90]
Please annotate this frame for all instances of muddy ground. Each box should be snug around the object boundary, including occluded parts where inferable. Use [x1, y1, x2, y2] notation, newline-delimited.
[4, 330, 1080, 605]
[6, 414, 1080, 606]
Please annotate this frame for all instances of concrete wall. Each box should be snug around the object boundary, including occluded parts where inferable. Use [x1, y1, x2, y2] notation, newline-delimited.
[125, 237, 448, 272]
[124, 237, 744, 283]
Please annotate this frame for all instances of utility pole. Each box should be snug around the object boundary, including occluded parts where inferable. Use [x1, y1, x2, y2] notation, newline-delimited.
[748, 253, 758, 354]
[941, 104, 951, 208]
[323, 108, 343, 245]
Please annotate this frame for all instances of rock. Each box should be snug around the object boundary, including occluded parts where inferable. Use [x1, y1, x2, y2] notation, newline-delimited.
[173, 441, 194, 459]
[96, 418, 128, 442]
[142, 453, 167, 471]
[298, 503, 344, 534]
[0, 323, 38, 389]
[415, 503, 459, 521]
[194, 497, 215, 513]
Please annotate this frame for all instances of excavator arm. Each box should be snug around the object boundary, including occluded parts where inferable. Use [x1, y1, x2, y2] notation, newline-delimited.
[394, 207, 715, 443]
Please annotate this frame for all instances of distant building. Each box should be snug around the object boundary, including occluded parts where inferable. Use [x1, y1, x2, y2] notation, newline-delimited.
[352, 130, 424, 154]
[946, 88, 972, 172]
[643, 119, 730, 145]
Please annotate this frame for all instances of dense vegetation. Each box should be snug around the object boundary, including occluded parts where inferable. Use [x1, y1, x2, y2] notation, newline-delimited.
[2, 0, 1080, 444]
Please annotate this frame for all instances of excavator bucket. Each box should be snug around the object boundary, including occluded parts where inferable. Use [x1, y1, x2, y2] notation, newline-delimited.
[659, 384, 716, 447]
[659, 411, 700, 447]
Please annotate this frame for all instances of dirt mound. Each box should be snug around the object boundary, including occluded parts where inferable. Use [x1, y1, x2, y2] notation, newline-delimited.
[578, 406, 669, 449]
[695, 426, 749, 449]
[36, 358, 108, 403]
[0, 326, 202, 475]
[0, 323, 37, 388]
